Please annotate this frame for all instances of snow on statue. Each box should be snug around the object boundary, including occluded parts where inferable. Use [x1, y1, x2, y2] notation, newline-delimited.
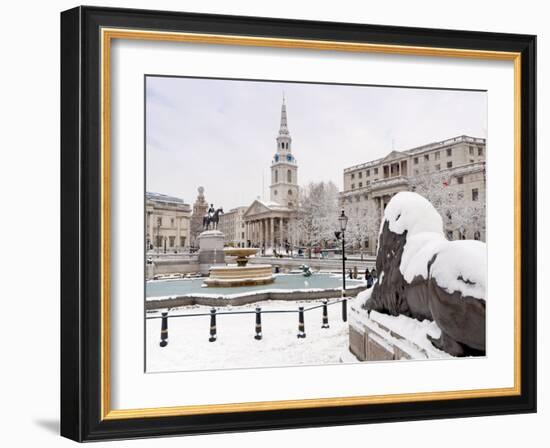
[363, 191, 486, 356]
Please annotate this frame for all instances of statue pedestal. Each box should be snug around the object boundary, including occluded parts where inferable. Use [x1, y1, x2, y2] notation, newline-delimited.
[197, 230, 226, 275]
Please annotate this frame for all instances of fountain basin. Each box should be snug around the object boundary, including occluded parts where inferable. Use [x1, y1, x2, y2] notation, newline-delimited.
[145, 273, 369, 310]
[223, 247, 259, 267]
[203, 264, 275, 287]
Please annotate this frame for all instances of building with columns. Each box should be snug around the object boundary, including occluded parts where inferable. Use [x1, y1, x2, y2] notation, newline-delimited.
[340, 135, 486, 254]
[145, 192, 191, 253]
[243, 97, 299, 250]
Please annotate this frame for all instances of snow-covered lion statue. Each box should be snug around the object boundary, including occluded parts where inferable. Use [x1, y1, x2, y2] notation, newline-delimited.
[363, 191, 486, 356]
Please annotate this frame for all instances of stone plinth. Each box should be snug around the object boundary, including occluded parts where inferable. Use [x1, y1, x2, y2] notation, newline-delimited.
[197, 230, 226, 275]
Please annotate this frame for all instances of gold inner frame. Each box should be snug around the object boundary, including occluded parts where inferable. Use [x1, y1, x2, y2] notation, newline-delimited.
[100, 27, 522, 421]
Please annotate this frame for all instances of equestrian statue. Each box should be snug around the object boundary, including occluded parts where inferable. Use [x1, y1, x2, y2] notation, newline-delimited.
[203, 203, 224, 230]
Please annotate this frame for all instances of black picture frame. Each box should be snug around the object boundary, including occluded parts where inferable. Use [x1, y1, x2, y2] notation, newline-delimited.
[61, 5, 536, 442]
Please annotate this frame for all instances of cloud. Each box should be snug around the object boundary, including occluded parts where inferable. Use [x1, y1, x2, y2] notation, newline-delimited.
[146, 76, 486, 209]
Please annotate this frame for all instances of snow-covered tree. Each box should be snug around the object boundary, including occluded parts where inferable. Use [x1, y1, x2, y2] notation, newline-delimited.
[411, 170, 485, 240]
[295, 181, 339, 257]
[345, 200, 379, 258]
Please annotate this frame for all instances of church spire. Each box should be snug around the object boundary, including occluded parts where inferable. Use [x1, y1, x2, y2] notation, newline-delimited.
[278, 94, 289, 136]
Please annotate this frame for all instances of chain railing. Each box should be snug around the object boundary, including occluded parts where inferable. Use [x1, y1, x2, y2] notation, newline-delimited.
[147, 298, 349, 347]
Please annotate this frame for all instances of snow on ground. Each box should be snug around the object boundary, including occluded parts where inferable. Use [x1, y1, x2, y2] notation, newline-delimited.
[146, 298, 358, 372]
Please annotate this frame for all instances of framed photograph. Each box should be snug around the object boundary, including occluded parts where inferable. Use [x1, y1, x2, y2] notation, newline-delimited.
[61, 6, 536, 441]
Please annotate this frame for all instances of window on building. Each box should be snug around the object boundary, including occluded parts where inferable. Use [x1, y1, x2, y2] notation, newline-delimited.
[275, 170, 278, 183]
[351, 173, 355, 179]
[469, 145, 474, 155]
[155, 235, 162, 247]
[374, 168, 378, 175]
[180, 236, 186, 247]
[447, 161, 453, 168]
[170, 218, 174, 227]
[457, 176, 464, 184]
[435, 164, 441, 171]
[472, 188, 479, 201]
[414, 157, 419, 164]
[435, 151, 440, 160]
[351, 184, 355, 190]
[474, 231, 481, 241]
[169, 236, 175, 247]
[446, 230, 454, 240]
[358, 172, 362, 178]
[424, 154, 429, 161]
[366, 169, 370, 176]
[478, 147, 483, 156]
[288, 189, 293, 195]
[458, 191, 464, 200]
[358, 182, 362, 188]
[274, 189, 278, 195]
[447, 148, 452, 156]
[287, 169, 292, 183]
[366, 180, 370, 186]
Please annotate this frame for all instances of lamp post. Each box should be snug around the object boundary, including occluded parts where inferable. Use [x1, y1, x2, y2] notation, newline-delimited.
[338, 209, 349, 322]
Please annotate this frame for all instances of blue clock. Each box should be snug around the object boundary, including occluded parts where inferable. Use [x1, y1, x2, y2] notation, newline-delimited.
[286, 154, 292, 162]
[274, 154, 279, 162]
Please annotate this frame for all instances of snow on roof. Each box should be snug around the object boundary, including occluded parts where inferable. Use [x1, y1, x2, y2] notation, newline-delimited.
[257, 199, 291, 211]
[382, 192, 486, 301]
[146, 191, 185, 204]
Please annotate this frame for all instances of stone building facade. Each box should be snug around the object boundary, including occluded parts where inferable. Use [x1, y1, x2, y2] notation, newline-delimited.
[340, 135, 486, 255]
[218, 206, 248, 247]
[145, 192, 191, 253]
[243, 97, 299, 250]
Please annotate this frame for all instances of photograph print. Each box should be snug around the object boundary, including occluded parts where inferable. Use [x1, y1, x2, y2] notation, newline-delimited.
[144, 76, 487, 373]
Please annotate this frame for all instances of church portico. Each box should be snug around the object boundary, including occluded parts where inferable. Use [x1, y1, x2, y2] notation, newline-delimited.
[244, 202, 294, 250]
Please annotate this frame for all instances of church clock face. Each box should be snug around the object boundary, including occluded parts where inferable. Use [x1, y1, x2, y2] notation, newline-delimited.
[286, 154, 292, 162]
[274, 154, 279, 162]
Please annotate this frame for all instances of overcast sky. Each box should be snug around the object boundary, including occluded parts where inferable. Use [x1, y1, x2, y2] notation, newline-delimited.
[146, 76, 487, 210]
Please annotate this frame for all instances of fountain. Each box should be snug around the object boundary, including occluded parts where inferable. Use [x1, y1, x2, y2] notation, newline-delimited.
[203, 247, 275, 287]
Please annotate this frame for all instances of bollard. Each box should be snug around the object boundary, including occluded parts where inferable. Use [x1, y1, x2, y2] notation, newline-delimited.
[254, 307, 262, 340]
[321, 300, 330, 329]
[342, 298, 348, 322]
[159, 311, 169, 347]
[209, 308, 217, 342]
[297, 306, 306, 338]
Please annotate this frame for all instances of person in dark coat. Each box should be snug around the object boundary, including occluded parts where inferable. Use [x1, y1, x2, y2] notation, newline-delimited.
[366, 271, 374, 288]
